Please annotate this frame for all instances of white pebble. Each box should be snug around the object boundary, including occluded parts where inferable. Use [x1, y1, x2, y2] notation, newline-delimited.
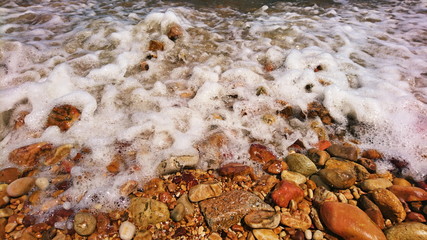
[35, 177, 49, 190]
[313, 230, 324, 240]
[62, 201, 72, 210]
[304, 229, 313, 239]
[119, 221, 136, 240]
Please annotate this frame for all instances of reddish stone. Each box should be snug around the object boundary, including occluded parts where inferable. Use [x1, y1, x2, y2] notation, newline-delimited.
[249, 144, 277, 163]
[271, 180, 304, 208]
[262, 160, 288, 174]
[415, 181, 427, 191]
[218, 163, 255, 179]
[148, 40, 164, 51]
[46, 104, 81, 131]
[361, 149, 382, 159]
[0, 168, 20, 184]
[320, 201, 386, 240]
[167, 24, 183, 41]
[315, 140, 332, 151]
[9, 142, 53, 167]
[388, 185, 427, 202]
[405, 212, 426, 223]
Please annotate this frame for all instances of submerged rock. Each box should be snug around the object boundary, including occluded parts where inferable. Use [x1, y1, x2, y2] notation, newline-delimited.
[157, 155, 199, 175]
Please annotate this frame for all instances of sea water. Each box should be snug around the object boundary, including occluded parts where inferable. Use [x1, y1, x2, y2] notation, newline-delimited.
[0, 0, 426, 210]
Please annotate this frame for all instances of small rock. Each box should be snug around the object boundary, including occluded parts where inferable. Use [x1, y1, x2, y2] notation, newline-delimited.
[129, 197, 170, 229]
[307, 149, 330, 166]
[310, 207, 324, 230]
[167, 24, 183, 41]
[196, 132, 229, 169]
[325, 158, 369, 181]
[263, 160, 288, 174]
[148, 40, 164, 51]
[253, 175, 280, 195]
[285, 153, 317, 176]
[361, 149, 382, 159]
[326, 143, 358, 161]
[392, 178, 412, 187]
[271, 180, 304, 208]
[0, 192, 9, 207]
[0, 168, 20, 184]
[171, 193, 194, 222]
[281, 170, 306, 185]
[35, 177, 49, 190]
[310, 175, 331, 190]
[384, 222, 427, 240]
[319, 168, 356, 189]
[218, 163, 255, 179]
[249, 144, 277, 163]
[357, 158, 377, 172]
[312, 230, 324, 240]
[188, 182, 222, 202]
[46, 105, 81, 131]
[360, 178, 393, 192]
[0, 208, 13, 218]
[320, 201, 386, 240]
[8, 142, 53, 167]
[280, 211, 312, 230]
[252, 229, 279, 240]
[244, 210, 280, 229]
[6, 177, 35, 197]
[73, 212, 97, 236]
[157, 155, 199, 175]
[199, 190, 273, 231]
[358, 195, 385, 229]
[120, 180, 138, 196]
[406, 212, 426, 223]
[119, 221, 136, 240]
[388, 185, 427, 202]
[312, 187, 337, 206]
[371, 188, 406, 223]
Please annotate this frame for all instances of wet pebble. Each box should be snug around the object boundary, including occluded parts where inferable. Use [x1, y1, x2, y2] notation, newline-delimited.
[128, 197, 170, 229]
[285, 153, 317, 176]
[119, 221, 136, 240]
[360, 178, 392, 192]
[73, 212, 96, 236]
[385, 222, 427, 240]
[280, 170, 306, 185]
[6, 177, 35, 197]
[244, 210, 280, 229]
[319, 168, 356, 189]
[326, 143, 358, 161]
[0, 168, 20, 184]
[371, 188, 406, 223]
[252, 229, 279, 240]
[188, 182, 222, 202]
[388, 185, 427, 202]
[271, 180, 304, 208]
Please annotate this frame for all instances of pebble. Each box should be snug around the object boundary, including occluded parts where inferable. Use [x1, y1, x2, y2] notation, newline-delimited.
[304, 230, 312, 240]
[392, 178, 412, 187]
[357, 157, 377, 172]
[217, 163, 255, 179]
[119, 221, 136, 240]
[307, 149, 330, 166]
[319, 201, 386, 240]
[280, 170, 306, 185]
[371, 188, 406, 223]
[0, 208, 13, 218]
[244, 210, 280, 229]
[312, 230, 323, 240]
[8, 142, 53, 167]
[361, 149, 382, 159]
[196, 132, 229, 169]
[263, 160, 288, 174]
[171, 193, 194, 222]
[249, 143, 277, 163]
[46, 105, 81, 131]
[326, 143, 358, 161]
[157, 155, 199, 175]
[188, 182, 222, 202]
[325, 158, 369, 181]
[167, 24, 183, 41]
[252, 229, 279, 240]
[0, 192, 9, 208]
[128, 197, 170, 229]
[405, 212, 426, 223]
[360, 178, 392, 192]
[0, 168, 20, 184]
[6, 177, 35, 197]
[35, 177, 49, 190]
[388, 185, 427, 202]
[199, 190, 273, 231]
[280, 211, 312, 230]
[285, 153, 317, 176]
[73, 212, 97, 236]
[318, 168, 356, 189]
[358, 195, 385, 229]
[271, 180, 304, 208]
[312, 187, 337, 206]
[310, 175, 331, 190]
[384, 222, 427, 240]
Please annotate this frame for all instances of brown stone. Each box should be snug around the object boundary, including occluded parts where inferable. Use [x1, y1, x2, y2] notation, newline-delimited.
[244, 210, 280, 229]
[128, 197, 170, 229]
[392, 178, 412, 187]
[307, 149, 330, 166]
[44, 144, 72, 166]
[9, 142, 53, 167]
[280, 211, 311, 230]
[249, 144, 277, 163]
[148, 40, 164, 51]
[385, 222, 427, 240]
[252, 229, 279, 240]
[271, 180, 304, 208]
[196, 132, 229, 169]
[388, 185, 427, 202]
[0, 168, 20, 184]
[326, 144, 358, 161]
[188, 182, 222, 202]
[46, 104, 81, 131]
[167, 24, 183, 41]
[405, 212, 426, 223]
[320, 201, 386, 240]
[285, 153, 317, 176]
[262, 160, 288, 175]
[371, 188, 406, 223]
[325, 158, 369, 181]
[361, 149, 382, 159]
[6, 177, 35, 197]
[199, 190, 273, 231]
[357, 158, 377, 172]
[253, 175, 280, 195]
[358, 195, 385, 229]
[306, 102, 334, 125]
[313, 187, 337, 206]
[319, 168, 356, 189]
[74, 212, 97, 236]
[120, 180, 138, 196]
[218, 163, 255, 179]
[360, 178, 393, 192]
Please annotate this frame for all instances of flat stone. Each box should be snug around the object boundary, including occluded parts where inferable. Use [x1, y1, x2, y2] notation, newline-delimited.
[385, 222, 427, 240]
[371, 188, 406, 223]
[252, 229, 279, 240]
[285, 153, 317, 176]
[8, 142, 53, 167]
[320, 201, 386, 240]
[188, 182, 222, 202]
[244, 210, 280, 229]
[0, 168, 20, 184]
[128, 197, 170, 229]
[319, 168, 356, 189]
[325, 158, 369, 181]
[326, 143, 358, 161]
[6, 177, 35, 197]
[360, 178, 393, 192]
[281, 170, 306, 185]
[388, 185, 427, 202]
[280, 211, 312, 230]
[249, 144, 277, 163]
[199, 190, 273, 231]
[157, 155, 199, 175]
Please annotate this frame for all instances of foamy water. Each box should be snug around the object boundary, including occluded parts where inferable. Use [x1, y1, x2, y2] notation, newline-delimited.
[0, 0, 426, 209]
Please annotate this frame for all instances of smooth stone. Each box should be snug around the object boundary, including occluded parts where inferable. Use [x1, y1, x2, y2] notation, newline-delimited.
[244, 210, 280, 229]
[0, 168, 20, 184]
[307, 148, 330, 166]
[249, 144, 277, 163]
[73, 212, 96, 236]
[371, 188, 406, 223]
[310, 175, 331, 190]
[392, 178, 412, 187]
[285, 153, 317, 176]
[128, 197, 170, 229]
[171, 193, 194, 222]
[406, 212, 426, 223]
[388, 185, 427, 202]
[119, 221, 136, 240]
[360, 178, 393, 192]
[318, 168, 356, 189]
[218, 163, 255, 179]
[0, 208, 13, 218]
[281, 170, 306, 185]
[252, 229, 279, 240]
[6, 177, 35, 197]
[385, 222, 427, 240]
[357, 158, 377, 172]
[271, 180, 304, 208]
[358, 195, 385, 229]
[361, 149, 382, 159]
[326, 144, 358, 161]
[320, 201, 386, 240]
[188, 182, 222, 202]
[280, 211, 312, 230]
[0, 192, 9, 208]
[199, 190, 273, 231]
[157, 155, 199, 175]
[313, 187, 337, 206]
[325, 158, 369, 181]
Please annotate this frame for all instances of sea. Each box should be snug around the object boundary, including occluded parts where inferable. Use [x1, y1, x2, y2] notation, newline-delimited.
[0, 0, 426, 210]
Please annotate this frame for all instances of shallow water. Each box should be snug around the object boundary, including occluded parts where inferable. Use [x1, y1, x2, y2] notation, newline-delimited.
[0, 0, 426, 209]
